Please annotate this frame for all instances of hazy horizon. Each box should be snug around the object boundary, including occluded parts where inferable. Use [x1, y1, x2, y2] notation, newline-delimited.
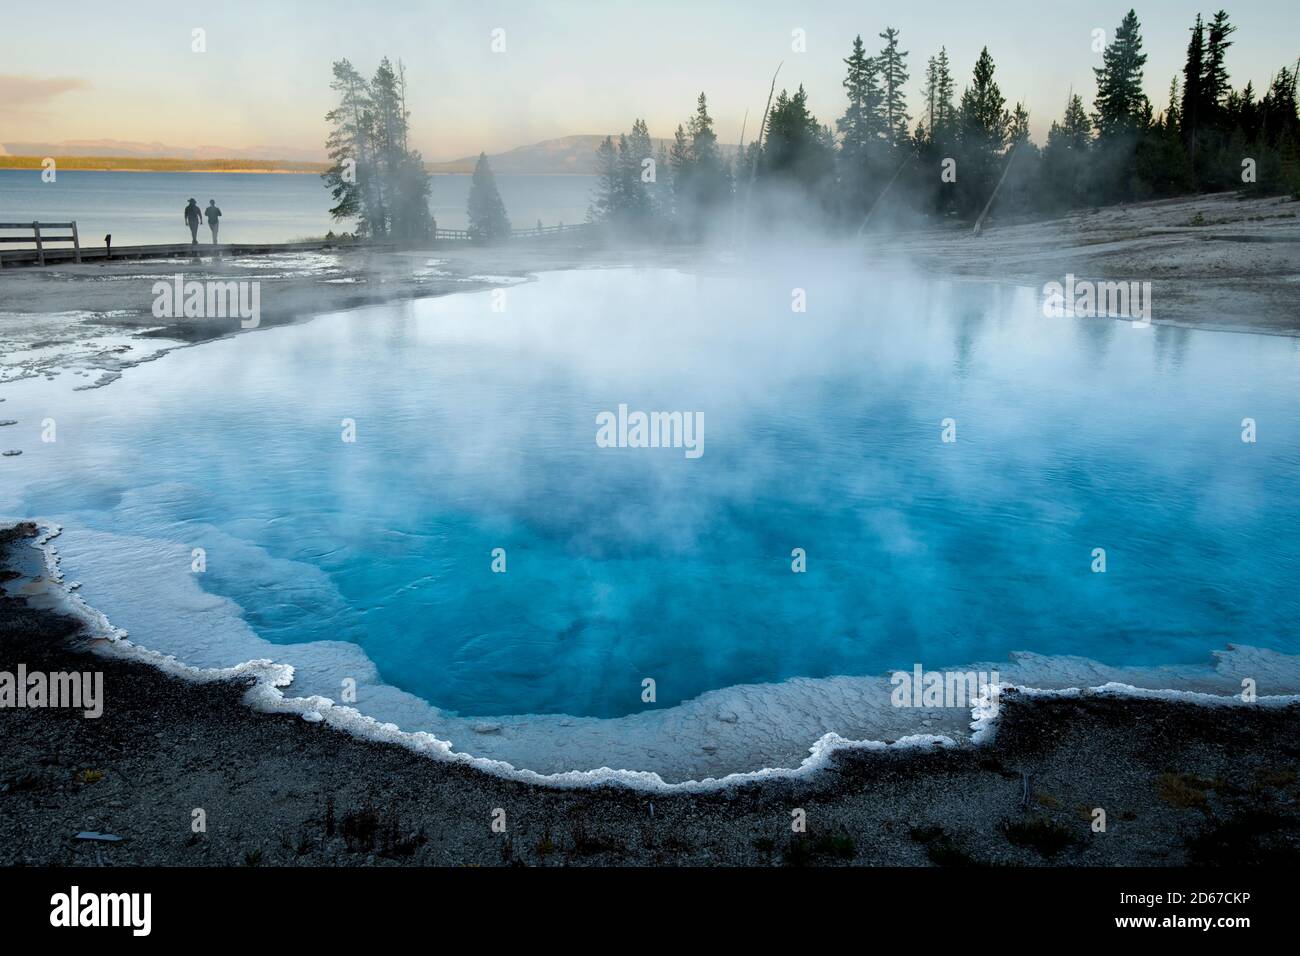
[4, 0, 1299, 162]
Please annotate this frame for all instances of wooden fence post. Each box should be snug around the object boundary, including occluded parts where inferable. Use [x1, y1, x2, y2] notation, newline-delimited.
[71, 221, 81, 263]
[33, 221, 45, 267]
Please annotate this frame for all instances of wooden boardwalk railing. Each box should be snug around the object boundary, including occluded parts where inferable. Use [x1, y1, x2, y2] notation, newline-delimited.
[0, 236, 380, 269]
[0, 220, 80, 266]
[432, 222, 593, 242]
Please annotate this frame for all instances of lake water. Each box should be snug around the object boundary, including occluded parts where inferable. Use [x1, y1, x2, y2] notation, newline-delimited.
[0, 169, 598, 247]
[1, 267, 1298, 776]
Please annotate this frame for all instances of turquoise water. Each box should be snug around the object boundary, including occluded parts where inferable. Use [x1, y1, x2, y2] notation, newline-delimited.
[2, 268, 1298, 718]
[0, 169, 598, 246]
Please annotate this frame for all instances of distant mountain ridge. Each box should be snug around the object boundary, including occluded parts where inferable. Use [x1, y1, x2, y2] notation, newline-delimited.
[427, 135, 741, 175]
[0, 139, 325, 162]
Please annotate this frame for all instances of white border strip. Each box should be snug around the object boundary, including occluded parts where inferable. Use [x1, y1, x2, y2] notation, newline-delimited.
[18, 523, 1300, 794]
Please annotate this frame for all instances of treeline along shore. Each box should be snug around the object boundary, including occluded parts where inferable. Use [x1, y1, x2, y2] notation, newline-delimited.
[583, 8, 1300, 240]
[0, 156, 329, 174]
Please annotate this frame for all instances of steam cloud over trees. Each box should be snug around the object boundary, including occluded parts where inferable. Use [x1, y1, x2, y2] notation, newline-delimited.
[586, 8, 1300, 239]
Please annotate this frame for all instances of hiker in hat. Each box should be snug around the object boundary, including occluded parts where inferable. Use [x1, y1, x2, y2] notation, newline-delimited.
[183, 198, 202, 245]
[205, 199, 223, 245]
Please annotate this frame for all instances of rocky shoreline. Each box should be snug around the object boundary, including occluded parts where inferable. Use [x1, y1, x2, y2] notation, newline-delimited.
[2, 522, 1296, 867]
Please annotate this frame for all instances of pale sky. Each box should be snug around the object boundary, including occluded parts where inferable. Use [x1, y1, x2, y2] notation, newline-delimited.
[3, 0, 1298, 160]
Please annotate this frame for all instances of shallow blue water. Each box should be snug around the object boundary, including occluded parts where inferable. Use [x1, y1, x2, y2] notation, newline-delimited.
[0, 169, 598, 246]
[3, 268, 1299, 717]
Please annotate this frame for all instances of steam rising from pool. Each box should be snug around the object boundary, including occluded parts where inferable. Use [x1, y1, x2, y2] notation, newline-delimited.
[2, 265, 1298, 780]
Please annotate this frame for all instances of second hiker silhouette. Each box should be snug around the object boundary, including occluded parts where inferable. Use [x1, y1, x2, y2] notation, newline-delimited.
[205, 200, 222, 245]
[183, 199, 201, 245]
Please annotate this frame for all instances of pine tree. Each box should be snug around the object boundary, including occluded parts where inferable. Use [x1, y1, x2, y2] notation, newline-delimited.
[678, 93, 731, 236]
[1204, 10, 1236, 121]
[934, 48, 956, 137]
[371, 58, 403, 163]
[322, 59, 374, 234]
[1001, 102, 1041, 216]
[390, 150, 433, 241]
[1135, 76, 1195, 197]
[393, 64, 433, 241]
[878, 27, 911, 146]
[652, 142, 673, 222]
[1180, 15, 1207, 152]
[1163, 77, 1181, 131]
[1062, 94, 1092, 147]
[838, 36, 883, 162]
[1092, 9, 1149, 138]
[688, 93, 721, 171]
[666, 125, 694, 223]
[617, 118, 655, 223]
[920, 52, 956, 143]
[959, 47, 1008, 149]
[323, 57, 430, 241]
[590, 136, 620, 222]
[466, 152, 511, 242]
[1009, 102, 1031, 144]
[668, 125, 691, 176]
[1233, 82, 1258, 140]
[368, 59, 401, 235]
[922, 54, 938, 143]
[763, 86, 832, 178]
[1259, 65, 1300, 147]
[761, 86, 836, 214]
[1042, 94, 1092, 211]
[956, 47, 1009, 215]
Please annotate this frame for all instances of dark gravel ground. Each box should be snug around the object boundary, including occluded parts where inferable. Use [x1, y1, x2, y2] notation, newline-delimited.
[2, 522, 1298, 867]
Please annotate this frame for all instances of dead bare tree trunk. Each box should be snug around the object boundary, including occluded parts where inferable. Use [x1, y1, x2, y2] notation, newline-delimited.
[972, 144, 1018, 237]
[857, 145, 919, 237]
[739, 62, 782, 246]
[731, 108, 749, 247]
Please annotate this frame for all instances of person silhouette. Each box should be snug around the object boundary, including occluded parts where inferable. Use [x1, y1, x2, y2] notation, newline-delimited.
[205, 200, 222, 245]
[183, 199, 202, 245]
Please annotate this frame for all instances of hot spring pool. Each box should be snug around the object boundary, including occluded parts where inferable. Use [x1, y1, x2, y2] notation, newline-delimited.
[3, 266, 1298, 781]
